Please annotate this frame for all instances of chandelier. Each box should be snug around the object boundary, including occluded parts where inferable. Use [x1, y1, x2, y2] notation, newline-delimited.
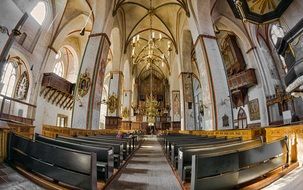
[145, 64, 160, 125]
[131, 0, 172, 67]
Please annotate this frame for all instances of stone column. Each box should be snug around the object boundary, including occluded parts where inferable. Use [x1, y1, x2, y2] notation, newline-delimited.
[194, 35, 233, 130]
[71, 33, 110, 130]
[180, 72, 195, 130]
[105, 71, 123, 129]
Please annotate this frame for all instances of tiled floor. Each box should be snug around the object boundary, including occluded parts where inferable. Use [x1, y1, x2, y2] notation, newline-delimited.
[0, 163, 44, 190]
[106, 136, 182, 190]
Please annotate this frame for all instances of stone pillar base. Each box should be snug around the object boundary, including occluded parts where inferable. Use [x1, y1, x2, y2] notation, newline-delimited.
[121, 121, 132, 130]
[105, 116, 122, 129]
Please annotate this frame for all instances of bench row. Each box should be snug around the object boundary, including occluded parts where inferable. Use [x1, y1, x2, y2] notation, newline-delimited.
[7, 132, 142, 190]
[159, 133, 288, 190]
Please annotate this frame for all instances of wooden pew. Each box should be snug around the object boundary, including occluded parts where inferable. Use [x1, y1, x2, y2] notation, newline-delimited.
[190, 138, 287, 190]
[7, 133, 97, 190]
[170, 137, 242, 168]
[164, 135, 209, 155]
[78, 136, 132, 157]
[56, 136, 124, 168]
[94, 134, 139, 150]
[178, 139, 262, 182]
[35, 134, 114, 181]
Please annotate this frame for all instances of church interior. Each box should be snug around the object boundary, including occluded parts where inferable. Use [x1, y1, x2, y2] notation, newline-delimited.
[1, 0, 303, 189]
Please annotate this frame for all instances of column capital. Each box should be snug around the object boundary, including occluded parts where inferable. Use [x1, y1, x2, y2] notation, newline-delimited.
[89, 33, 111, 46]
[194, 34, 217, 49]
[178, 72, 193, 78]
[110, 71, 124, 78]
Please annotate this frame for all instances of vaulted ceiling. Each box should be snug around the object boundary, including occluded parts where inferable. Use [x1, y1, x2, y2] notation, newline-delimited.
[113, 0, 190, 80]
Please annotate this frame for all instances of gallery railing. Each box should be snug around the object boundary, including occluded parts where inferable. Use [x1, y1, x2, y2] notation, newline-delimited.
[0, 94, 36, 125]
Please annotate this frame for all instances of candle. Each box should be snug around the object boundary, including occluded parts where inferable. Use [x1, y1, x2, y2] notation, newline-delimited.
[137, 34, 140, 41]
[159, 33, 162, 40]
[132, 37, 136, 44]
[152, 32, 155, 39]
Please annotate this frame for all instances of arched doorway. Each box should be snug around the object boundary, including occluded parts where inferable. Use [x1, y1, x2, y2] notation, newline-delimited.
[237, 108, 247, 129]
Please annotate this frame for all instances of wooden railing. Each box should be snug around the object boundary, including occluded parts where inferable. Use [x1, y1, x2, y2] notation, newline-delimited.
[228, 68, 257, 90]
[177, 128, 262, 141]
[40, 73, 75, 110]
[0, 94, 36, 125]
[41, 73, 74, 94]
[42, 125, 119, 138]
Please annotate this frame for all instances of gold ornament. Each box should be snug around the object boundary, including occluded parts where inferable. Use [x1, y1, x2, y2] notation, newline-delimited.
[122, 107, 129, 118]
[108, 94, 118, 113]
[78, 71, 91, 97]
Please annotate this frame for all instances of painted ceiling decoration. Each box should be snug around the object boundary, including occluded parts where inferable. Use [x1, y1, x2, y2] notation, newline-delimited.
[228, 0, 293, 24]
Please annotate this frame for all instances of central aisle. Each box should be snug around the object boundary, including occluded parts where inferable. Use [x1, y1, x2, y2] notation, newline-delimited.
[106, 136, 182, 190]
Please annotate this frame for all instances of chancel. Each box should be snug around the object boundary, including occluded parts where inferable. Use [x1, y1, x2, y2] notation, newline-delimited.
[1, 0, 303, 190]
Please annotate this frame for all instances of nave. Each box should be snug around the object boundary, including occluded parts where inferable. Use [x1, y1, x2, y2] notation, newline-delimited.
[106, 136, 182, 190]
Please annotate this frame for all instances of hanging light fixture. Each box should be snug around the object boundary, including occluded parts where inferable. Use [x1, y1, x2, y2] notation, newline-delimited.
[131, 0, 172, 67]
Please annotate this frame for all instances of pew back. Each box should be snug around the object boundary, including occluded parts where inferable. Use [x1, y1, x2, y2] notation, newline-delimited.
[7, 133, 97, 190]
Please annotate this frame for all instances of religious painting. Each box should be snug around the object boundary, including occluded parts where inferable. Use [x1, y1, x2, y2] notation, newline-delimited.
[182, 74, 193, 102]
[15, 71, 29, 100]
[78, 71, 91, 97]
[248, 99, 260, 121]
[172, 91, 181, 121]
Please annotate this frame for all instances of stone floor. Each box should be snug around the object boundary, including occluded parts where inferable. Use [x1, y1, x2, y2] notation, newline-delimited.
[0, 163, 44, 190]
[263, 166, 303, 190]
[106, 136, 182, 190]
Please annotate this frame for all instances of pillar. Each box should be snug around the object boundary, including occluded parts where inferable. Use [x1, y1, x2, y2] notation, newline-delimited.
[180, 72, 195, 130]
[71, 33, 110, 130]
[194, 35, 233, 130]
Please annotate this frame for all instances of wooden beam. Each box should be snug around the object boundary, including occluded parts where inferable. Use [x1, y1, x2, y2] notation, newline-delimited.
[43, 88, 52, 99]
[47, 89, 57, 102]
[52, 92, 61, 104]
[56, 93, 65, 106]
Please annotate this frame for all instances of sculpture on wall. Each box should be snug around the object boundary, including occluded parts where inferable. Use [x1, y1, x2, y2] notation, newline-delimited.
[15, 71, 29, 100]
[78, 70, 91, 97]
[107, 93, 118, 113]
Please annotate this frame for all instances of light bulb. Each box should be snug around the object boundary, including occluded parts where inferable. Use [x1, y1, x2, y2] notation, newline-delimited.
[137, 34, 140, 42]
[132, 37, 136, 44]
[55, 53, 60, 59]
[159, 33, 162, 40]
[152, 32, 155, 39]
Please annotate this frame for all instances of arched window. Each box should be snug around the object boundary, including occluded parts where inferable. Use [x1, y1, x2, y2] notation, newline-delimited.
[1, 62, 17, 97]
[270, 24, 288, 73]
[53, 61, 64, 78]
[238, 108, 247, 129]
[30, 1, 46, 25]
